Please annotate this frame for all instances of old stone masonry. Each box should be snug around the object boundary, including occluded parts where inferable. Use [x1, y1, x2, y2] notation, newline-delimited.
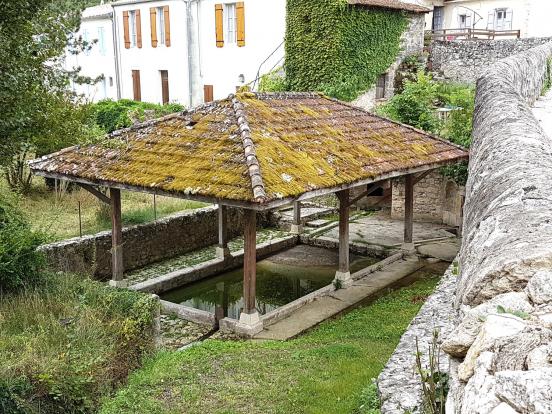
[443, 43, 552, 413]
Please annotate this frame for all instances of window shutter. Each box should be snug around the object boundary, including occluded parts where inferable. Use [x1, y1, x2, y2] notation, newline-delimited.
[204, 85, 214, 102]
[123, 11, 131, 49]
[215, 4, 224, 48]
[505, 9, 513, 30]
[150, 8, 158, 47]
[487, 11, 494, 30]
[132, 70, 141, 101]
[163, 6, 171, 47]
[136, 9, 142, 48]
[237, 2, 245, 47]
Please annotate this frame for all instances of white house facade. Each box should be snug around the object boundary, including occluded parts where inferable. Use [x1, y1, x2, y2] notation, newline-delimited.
[66, 4, 118, 102]
[423, 0, 552, 38]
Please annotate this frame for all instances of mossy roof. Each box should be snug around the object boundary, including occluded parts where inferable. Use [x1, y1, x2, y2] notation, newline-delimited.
[29, 92, 468, 209]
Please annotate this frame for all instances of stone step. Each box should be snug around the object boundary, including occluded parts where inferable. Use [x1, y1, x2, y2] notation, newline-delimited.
[305, 219, 331, 228]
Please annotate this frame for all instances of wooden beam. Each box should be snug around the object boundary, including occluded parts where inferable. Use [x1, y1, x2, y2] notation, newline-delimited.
[347, 183, 383, 207]
[242, 209, 257, 314]
[404, 174, 414, 245]
[77, 183, 110, 204]
[218, 204, 228, 249]
[412, 170, 432, 186]
[337, 189, 350, 273]
[110, 188, 124, 283]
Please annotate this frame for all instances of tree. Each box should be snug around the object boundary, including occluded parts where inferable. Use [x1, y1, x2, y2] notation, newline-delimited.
[0, 0, 96, 192]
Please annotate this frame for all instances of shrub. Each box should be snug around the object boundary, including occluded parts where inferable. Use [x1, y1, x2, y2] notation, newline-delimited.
[258, 67, 288, 92]
[0, 273, 158, 413]
[92, 99, 185, 133]
[0, 192, 44, 293]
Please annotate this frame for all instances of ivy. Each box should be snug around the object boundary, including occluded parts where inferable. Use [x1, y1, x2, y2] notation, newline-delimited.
[285, 0, 407, 101]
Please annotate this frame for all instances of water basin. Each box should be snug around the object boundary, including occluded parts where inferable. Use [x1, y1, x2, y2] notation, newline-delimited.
[161, 245, 379, 319]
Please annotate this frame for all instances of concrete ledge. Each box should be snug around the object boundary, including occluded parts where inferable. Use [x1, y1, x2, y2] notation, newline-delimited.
[351, 251, 405, 280]
[301, 234, 393, 258]
[160, 299, 217, 328]
[130, 236, 298, 294]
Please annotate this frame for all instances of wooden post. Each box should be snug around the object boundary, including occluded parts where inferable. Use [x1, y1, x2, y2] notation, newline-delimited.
[216, 204, 230, 259]
[291, 201, 303, 234]
[334, 189, 352, 288]
[242, 209, 257, 315]
[403, 174, 414, 250]
[109, 188, 126, 287]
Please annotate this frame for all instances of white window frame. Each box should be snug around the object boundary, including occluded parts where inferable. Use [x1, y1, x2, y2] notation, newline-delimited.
[129, 10, 137, 47]
[83, 29, 91, 56]
[458, 13, 471, 29]
[157, 7, 166, 45]
[494, 8, 512, 30]
[224, 3, 237, 45]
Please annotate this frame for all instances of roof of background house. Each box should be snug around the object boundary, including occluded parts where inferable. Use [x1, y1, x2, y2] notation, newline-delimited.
[29, 92, 467, 209]
[82, 4, 113, 20]
[348, 0, 430, 13]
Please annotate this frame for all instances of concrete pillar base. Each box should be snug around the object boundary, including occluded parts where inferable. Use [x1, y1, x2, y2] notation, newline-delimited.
[109, 279, 129, 288]
[216, 246, 232, 260]
[401, 243, 416, 253]
[290, 224, 304, 235]
[334, 271, 353, 289]
[235, 311, 263, 337]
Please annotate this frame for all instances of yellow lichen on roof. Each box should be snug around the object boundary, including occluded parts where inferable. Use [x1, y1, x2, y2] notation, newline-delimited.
[29, 92, 468, 206]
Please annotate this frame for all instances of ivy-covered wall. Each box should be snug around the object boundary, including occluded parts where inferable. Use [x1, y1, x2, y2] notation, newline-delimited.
[285, 0, 408, 101]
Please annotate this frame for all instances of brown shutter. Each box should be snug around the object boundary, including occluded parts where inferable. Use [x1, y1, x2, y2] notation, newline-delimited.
[237, 2, 245, 47]
[123, 11, 130, 49]
[204, 85, 214, 102]
[215, 4, 224, 48]
[132, 70, 141, 101]
[135, 9, 142, 48]
[150, 8, 158, 47]
[163, 6, 171, 47]
[161, 70, 169, 104]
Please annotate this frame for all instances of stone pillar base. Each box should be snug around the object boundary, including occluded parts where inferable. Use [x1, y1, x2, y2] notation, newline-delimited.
[290, 224, 304, 235]
[216, 246, 231, 260]
[334, 271, 353, 289]
[402, 242, 416, 253]
[234, 311, 263, 337]
[109, 279, 129, 288]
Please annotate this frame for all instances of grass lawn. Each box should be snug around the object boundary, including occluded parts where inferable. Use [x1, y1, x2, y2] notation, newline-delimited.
[100, 276, 439, 414]
[0, 273, 158, 413]
[2, 178, 206, 242]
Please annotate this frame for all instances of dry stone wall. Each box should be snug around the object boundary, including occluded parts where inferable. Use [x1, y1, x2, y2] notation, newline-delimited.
[430, 37, 552, 84]
[40, 206, 273, 279]
[442, 41, 552, 413]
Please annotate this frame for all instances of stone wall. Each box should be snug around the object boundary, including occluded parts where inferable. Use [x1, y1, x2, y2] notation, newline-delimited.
[40, 206, 272, 279]
[442, 42, 552, 413]
[391, 170, 464, 226]
[430, 37, 552, 84]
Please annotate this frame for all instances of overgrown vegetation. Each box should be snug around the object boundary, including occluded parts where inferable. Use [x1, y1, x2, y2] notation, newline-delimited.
[0, 273, 158, 413]
[100, 276, 439, 414]
[285, 0, 407, 101]
[0, 192, 44, 293]
[377, 72, 475, 185]
[92, 100, 184, 134]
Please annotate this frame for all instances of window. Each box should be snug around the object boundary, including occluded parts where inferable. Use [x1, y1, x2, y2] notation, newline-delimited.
[97, 27, 106, 56]
[160, 70, 169, 104]
[129, 10, 137, 47]
[495, 8, 512, 30]
[432, 6, 444, 31]
[157, 7, 166, 45]
[225, 3, 237, 44]
[109, 76, 114, 87]
[458, 14, 471, 29]
[376, 74, 386, 100]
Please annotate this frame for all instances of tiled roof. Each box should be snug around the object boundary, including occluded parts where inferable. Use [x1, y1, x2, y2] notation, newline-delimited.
[348, 0, 430, 13]
[29, 92, 468, 208]
[82, 4, 113, 20]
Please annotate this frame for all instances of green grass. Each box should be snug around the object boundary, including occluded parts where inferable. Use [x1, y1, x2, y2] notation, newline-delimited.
[100, 276, 439, 414]
[0, 273, 158, 413]
[2, 178, 206, 242]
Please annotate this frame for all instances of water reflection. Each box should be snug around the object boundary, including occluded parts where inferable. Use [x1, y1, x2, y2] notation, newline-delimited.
[161, 246, 378, 319]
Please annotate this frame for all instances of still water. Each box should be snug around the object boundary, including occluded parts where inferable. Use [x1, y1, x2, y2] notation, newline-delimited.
[161, 245, 379, 319]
